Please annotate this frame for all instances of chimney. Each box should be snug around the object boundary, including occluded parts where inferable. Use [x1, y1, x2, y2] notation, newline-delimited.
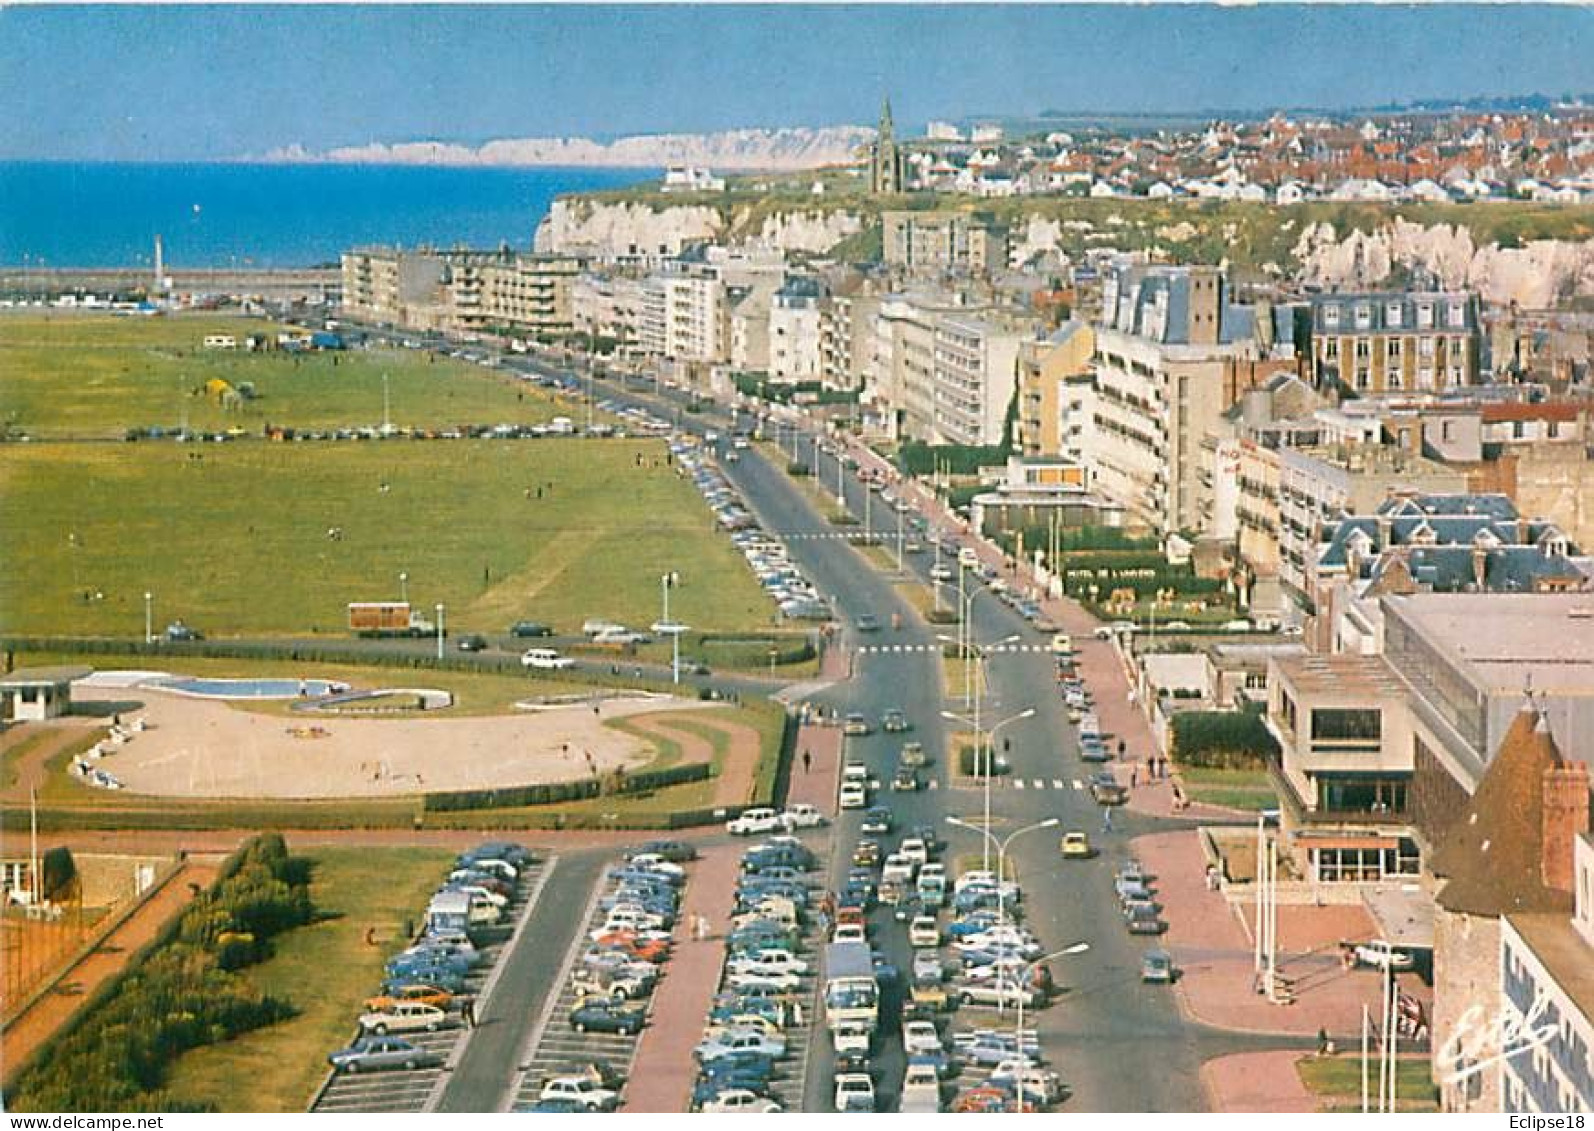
[1187, 267, 1221, 347]
[1542, 761, 1591, 894]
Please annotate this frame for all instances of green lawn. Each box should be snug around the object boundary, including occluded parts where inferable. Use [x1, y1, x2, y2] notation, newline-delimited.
[163, 846, 456, 1113]
[1296, 1054, 1439, 1112]
[0, 313, 580, 439]
[0, 439, 775, 637]
[1177, 765, 1278, 811]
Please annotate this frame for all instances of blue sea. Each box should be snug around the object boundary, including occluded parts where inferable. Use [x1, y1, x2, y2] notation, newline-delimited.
[0, 162, 655, 269]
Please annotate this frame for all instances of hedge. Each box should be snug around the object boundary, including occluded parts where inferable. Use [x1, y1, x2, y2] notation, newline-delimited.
[1169, 709, 1280, 769]
[421, 761, 712, 812]
[8, 835, 314, 1112]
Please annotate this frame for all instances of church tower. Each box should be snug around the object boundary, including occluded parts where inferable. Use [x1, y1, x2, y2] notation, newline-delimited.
[870, 96, 904, 195]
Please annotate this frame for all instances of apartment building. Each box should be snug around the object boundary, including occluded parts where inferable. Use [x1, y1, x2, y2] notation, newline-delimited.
[1085, 264, 1300, 538]
[881, 211, 1010, 276]
[341, 248, 445, 328]
[572, 272, 648, 355]
[768, 276, 825, 383]
[1499, 832, 1594, 1114]
[643, 256, 728, 364]
[819, 285, 880, 393]
[1277, 443, 1468, 618]
[1017, 321, 1094, 457]
[340, 247, 578, 336]
[1309, 291, 1482, 394]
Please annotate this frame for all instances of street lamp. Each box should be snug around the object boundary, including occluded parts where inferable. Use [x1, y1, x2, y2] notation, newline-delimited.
[143, 592, 153, 645]
[941, 703, 1034, 872]
[945, 814, 1059, 921]
[653, 572, 685, 684]
[1014, 942, 1090, 1110]
[435, 603, 445, 660]
[399, 571, 408, 605]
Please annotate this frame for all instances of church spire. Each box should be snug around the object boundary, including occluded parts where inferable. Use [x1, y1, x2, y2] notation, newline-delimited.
[880, 95, 894, 142]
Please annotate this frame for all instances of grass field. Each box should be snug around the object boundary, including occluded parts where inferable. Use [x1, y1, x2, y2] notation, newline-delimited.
[163, 846, 456, 1113]
[0, 439, 775, 637]
[1296, 1054, 1438, 1112]
[0, 313, 579, 439]
[1177, 765, 1278, 812]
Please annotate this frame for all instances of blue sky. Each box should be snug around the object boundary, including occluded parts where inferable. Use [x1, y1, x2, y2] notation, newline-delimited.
[2, 4, 1590, 161]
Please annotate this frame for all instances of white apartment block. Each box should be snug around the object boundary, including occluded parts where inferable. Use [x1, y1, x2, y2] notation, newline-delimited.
[643, 259, 728, 364]
[931, 315, 1022, 447]
[769, 278, 825, 383]
[1499, 832, 1594, 1114]
[1081, 264, 1299, 539]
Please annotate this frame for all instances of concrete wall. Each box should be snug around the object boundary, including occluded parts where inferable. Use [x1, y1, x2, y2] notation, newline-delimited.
[1432, 906, 1502, 1112]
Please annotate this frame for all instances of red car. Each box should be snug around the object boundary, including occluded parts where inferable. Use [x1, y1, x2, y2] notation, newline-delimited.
[590, 930, 672, 961]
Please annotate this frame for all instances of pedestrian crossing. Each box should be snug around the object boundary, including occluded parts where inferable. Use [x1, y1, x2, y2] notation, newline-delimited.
[948, 777, 1089, 792]
[856, 642, 1052, 655]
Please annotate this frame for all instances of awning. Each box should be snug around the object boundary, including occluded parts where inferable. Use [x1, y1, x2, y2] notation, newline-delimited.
[1299, 835, 1402, 852]
[1362, 885, 1435, 951]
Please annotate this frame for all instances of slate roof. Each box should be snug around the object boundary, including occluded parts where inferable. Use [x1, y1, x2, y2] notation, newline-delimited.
[1433, 704, 1575, 918]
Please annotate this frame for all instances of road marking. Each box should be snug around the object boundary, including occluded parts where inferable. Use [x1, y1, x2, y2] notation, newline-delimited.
[927, 779, 939, 790]
[1052, 779, 1066, 789]
[1013, 779, 1026, 790]
[1032, 779, 1045, 790]
[1072, 779, 1085, 790]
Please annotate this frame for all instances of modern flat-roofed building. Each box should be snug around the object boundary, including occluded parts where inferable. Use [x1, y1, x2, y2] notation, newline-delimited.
[881, 211, 1009, 276]
[1017, 321, 1095, 458]
[1265, 652, 1423, 883]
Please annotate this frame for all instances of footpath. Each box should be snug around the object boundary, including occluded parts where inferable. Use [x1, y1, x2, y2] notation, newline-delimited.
[1201, 1051, 1319, 1112]
[619, 843, 741, 1112]
[1, 857, 220, 1089]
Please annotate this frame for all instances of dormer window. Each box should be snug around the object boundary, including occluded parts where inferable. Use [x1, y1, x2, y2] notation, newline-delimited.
[1417, 302, 1434, 328]
[1323, 304, 1342, 329]
[1354, 303, 1373, 330]
[1386, 302, 1403, 328]
[1447, 301, 1466, 329]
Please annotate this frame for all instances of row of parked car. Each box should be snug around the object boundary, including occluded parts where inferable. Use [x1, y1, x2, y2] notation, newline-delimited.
[529, 842, 703, 1112]
[688, 835, 822, 1113]
[323, 843, 533, 1079]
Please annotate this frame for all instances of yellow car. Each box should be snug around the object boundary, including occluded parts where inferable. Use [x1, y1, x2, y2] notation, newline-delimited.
[1060, 832, 1097, 859]
[910, 982, 952, 1012]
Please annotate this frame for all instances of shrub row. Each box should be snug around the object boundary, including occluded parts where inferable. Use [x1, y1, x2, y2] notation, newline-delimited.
[10, 835, 314, 1112]
[422, 760, 714, 813]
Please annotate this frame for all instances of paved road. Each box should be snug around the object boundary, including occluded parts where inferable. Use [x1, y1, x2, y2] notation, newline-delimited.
[418, 343, 1305, 1111]
[436, 850, 610, 1112]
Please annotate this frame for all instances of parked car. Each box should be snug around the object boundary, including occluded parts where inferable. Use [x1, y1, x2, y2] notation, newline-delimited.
[1126, 907, 1168, 935]
[842, 713, 872, 736]
[701, 1089, 781, 1114]
[539, 1075, 621, 1111]
[359, 1000, 450, 1034]
[779, 803, 827, 829]
[510, 620, 553, 637]
[328, 1036, 441, 1073]
[364, 984, 453, 1012]
[1354, 941, 1416, 971]
[834, 1073, 877, 1112]
[695, 1029, 787, 1062]
[569, 998, 647, 1034]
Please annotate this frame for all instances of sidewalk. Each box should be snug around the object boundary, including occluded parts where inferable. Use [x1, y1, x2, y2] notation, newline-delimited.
[1, 858, 219, 1089]
[786, 723, 842, 817]
[620, 843, 740, 1112]
[1201, 1050, 1319, 1112]
[1134, 829, 1414, 1039]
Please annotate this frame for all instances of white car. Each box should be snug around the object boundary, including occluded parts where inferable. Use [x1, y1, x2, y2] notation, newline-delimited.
[522, 648, 574, 670]
[909, 916, 941, 948]
[727, 950, 808, 977]
[989, 1059, 1065, 1104]
[833, 1021, 873, 1056]
[625, 853, 686, 880]
[902, 1019, 944, 1057]
[838, 783, 868, 810]
[359, 1000, 450, 1034]
[881, 854, 917, 884]
[898, 837, 930, 867]
[956, 979, 1040, 1009]
[727, 807, 782, 836]
[540, 1076, 620, 1111]
[780, 803, 827, 828]
[701, 1089, 780, 1114]
[835, 1073, 876, 1113]
[1354, 941, 1417, 971]
[831, 923, 867, 945]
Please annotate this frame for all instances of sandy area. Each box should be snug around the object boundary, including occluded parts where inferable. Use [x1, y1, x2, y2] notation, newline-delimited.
[72, 684, 718, 799]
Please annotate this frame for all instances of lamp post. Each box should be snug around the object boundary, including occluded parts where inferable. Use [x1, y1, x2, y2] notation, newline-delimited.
[143, 592, 153, 645]
[435, 603, 445, 660]
[932, 530, 944, 614]
[835, 441, 845, 505]
[654, 572, 684, 684]
[941, 702, 1033, 873]
[399, 571, 408, 605]
[1013, 942, 1090, 1110]
[811, 433, 821, 484]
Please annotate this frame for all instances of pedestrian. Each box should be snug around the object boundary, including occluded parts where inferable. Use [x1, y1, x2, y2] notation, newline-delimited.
[364, 926, 377, 946]
[1129, 764, 1139, 788]
[461, 996, 476, 1028]
[1317, 1027, 1330, 1056]
[1117, 737, 1127, 759]
[1101, 807, 1114, 833]
[802, 749, 813, 774]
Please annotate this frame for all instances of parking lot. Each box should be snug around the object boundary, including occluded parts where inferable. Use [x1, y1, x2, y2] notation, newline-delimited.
[310, 851, 549, 1113]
